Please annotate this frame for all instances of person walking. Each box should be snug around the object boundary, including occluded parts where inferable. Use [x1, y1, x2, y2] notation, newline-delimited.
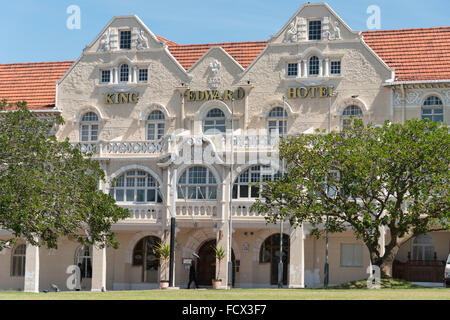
[188, 255, 199, 289]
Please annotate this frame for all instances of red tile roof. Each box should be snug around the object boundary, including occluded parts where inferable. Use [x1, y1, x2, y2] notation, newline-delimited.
[1, 27, 450, 111]
[0, 61, 73, 110]
[166, 41, 268, 70]
[362, 27, 450, 82]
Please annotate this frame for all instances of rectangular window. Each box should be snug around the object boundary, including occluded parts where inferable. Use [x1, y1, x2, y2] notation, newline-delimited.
[101, 70, 111, 83]
[287, 63, 298, 77]
[309, 20, 322, 40]
[331, 61, 341, 75]
[115, 190, 124, 202]
[120, 30, 131, 49]
[341, 244, 363, 267]
[139, 69, 148, 82]
[126, 189, 134, 202]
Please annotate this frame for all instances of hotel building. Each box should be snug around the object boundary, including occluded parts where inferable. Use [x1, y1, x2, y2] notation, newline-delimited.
[0, 3, 449, 291]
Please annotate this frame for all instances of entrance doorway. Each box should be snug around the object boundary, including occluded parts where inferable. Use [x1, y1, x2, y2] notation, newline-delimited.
[196, 239, 235, 287]
[132, 236, 161, 283]
[259, 233, 290, 285]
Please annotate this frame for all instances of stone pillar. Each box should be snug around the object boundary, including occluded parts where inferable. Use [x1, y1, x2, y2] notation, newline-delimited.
[302, 60, 307, 78]
[91, 245, 107, 291]
[296, 61, 302, 79]
[113, 68, 118, 84]
[324, 58, 330, 77]
[319, 59, 323, 77]
[24, 241, 39, 293]
[288, 224, 305, 288]
[216, 222, 230, 288]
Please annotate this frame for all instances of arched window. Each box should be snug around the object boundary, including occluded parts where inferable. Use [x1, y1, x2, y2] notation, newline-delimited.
[422, 96, 443, 123]
[309, 56, 319, 76]
[412, 234, 435, 261]
[342, 105, 363, 130]
[267, 107, 288, 137]
[203, 108, 226, 134]
[74, 245, 92, 279]
[259, 234, 290, 285]
[177, 166, 217, 200]
[11, 244, 26, 277]
[80, 112, 99, 142]
[109, 170, 162, 203]
[132, 236, 161, 282]
[233, 165, 281, 199]
[120, 64, 129, 83]
[147, 110, 165, 141]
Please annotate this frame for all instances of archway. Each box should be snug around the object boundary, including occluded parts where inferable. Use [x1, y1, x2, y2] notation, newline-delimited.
[196, 239, 235, 287]
[132, 236, 161, 283]
[259, 233, 290, 285]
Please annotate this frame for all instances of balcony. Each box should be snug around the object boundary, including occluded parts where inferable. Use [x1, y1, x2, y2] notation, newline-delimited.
[175, 201, 219, 219]
[231, 200, 269, 219]
[118, 204, 164, 223]
[73, 140, 166, 157]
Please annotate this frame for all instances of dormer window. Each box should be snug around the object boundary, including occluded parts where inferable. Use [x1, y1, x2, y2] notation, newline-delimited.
[101, 70, 111, 84]
[309, 56, 319, 76]
[120, 64, 129, 83]
[308, 20, 322, 40]
[120, 30, 131, 49]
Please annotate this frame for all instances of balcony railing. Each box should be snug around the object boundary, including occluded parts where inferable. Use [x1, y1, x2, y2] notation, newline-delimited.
[175, 201, 218, 218]
[73, 140, 166, 156]
[231, 200, 269, 218]
[119, 204, 164, 222]
[393, 252, 446, 283]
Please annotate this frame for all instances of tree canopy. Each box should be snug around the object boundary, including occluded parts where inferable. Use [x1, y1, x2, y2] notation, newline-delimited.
[252, 118, 449, 276]
[0, 101, 129, 250]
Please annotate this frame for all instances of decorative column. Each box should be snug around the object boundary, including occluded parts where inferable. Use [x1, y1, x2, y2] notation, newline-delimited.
[24, 240, 39, 293]
[288, 223, 305, 288]
[319, 59, 323, 77]
[296, 61, 302, 79]
[113, 68, 118, 84]
[302, 60, 307, 78]
[133, 67, 138, 83]
[216, 221, 230, 288]
[91, 245, 107, 291]
[324, 58, 330, 77]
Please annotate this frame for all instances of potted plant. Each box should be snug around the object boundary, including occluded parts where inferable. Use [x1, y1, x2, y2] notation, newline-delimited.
[211, 245, 225, 289]
[154, 242, 170, 289]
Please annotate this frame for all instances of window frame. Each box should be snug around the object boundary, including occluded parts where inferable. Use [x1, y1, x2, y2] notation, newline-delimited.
[80, 112, 99, 142]
[422, 96, 444, 123]
[119, 30, 131, 50]
[286, 63, 298, 77]
[308, 20, 322, 41]
[138, 68, 148, 83]
[100, 69, 111, 84]
[146, 110, 165, 141]
[309, 56, 320, 76]
[177, 166, 218, 201]
[11, 244, 26, 277]
[119, 64, 130, 83]
[203, 108, 226, 135]
[340, 243, 363, 267]
[233, 165, 281, 200]
[341, 105, 363, 131]
[330, 60, 341, 75]
[109, 170, 163, 204]
[267, 107, 288, 137]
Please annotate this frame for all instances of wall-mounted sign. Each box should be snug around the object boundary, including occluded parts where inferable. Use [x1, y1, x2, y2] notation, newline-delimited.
[186, 88, 245, 102]
[287, 86, 335, 99]
[105, 92, 139, 104]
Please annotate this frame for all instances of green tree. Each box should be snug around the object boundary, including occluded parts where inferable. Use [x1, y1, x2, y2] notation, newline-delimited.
[252, 118, 449, 277]
[0, 100, 129, 250]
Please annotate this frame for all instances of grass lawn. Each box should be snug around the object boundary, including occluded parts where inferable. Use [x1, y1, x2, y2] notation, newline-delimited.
[0, 288, 448, 300]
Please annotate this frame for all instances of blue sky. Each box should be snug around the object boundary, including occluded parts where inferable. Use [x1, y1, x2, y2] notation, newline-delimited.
[1, 0, 449, 63]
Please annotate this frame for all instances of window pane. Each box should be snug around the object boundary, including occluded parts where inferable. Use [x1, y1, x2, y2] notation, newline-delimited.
[208, 187, 217, 200]
[147, 189, 156, 202]
[137, 189, 145, 202]
[116, 189, 124, 201]
[240, 185, 249, 198]
[188, 187, 197, 199]
[126, 189, 134, 202]
[120, 30, 131, 49]
[309, 20, 322, 40]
